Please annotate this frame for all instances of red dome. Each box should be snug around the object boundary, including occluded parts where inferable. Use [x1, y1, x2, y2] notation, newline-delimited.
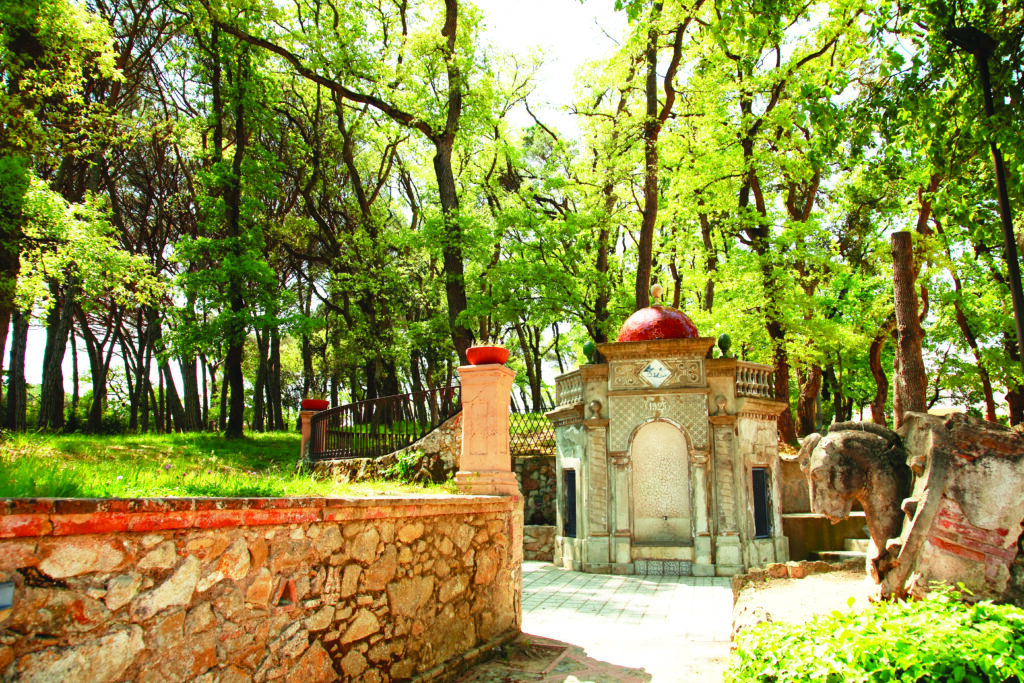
[617, 305, 699, 342]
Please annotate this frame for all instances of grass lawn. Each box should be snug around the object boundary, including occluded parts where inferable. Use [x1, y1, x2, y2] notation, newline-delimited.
[0, 431, 452, 498]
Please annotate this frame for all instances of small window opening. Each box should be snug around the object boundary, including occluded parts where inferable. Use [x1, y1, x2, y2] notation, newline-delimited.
[562, 469, 577, 538]
[752, 467, 772, 539]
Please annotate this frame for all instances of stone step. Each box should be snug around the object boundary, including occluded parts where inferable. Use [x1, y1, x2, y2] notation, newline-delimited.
[844, 538, 870, 552]
[814, 550, 866, 563]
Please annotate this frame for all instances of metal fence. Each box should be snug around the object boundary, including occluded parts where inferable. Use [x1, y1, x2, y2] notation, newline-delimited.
[309, 387, 555, 461]
[308, 386, 461, 461]
[509, 410, 555, 458]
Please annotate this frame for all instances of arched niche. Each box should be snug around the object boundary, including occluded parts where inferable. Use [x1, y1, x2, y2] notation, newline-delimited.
[630, 419, 692, 544]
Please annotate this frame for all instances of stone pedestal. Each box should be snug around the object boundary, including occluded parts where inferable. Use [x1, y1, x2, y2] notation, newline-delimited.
[299, 410, 318, 458]
[455, 364, 521, 496]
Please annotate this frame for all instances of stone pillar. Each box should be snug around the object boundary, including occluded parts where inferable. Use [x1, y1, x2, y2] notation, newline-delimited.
[691, 450, 713, 575]
[455, 364, 521, 496]
[610, 453, 632, 570]
[299, 410, 317, 459]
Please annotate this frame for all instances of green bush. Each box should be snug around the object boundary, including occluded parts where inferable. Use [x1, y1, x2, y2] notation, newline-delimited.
[384, 449, 425, 481]
[727, 589, 1024, 683]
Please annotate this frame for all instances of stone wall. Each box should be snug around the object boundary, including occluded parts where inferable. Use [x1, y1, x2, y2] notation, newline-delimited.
[522, 526, 555, 562]
[879, 413, 1024, 604]
[308, 413, 462, 485]
[0, 495, 521, 682]
[511, 457, 555, 526]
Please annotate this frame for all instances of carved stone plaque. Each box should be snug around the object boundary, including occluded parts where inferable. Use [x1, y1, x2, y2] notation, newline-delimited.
[610, 357, 705, 390]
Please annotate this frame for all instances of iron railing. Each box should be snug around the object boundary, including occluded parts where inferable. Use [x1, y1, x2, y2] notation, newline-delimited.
[509, 409, 555, 457]
[308, 385, 461, 461]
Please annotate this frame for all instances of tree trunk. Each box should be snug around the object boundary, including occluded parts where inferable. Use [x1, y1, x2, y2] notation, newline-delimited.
[225, 332, 245, 438]
[634, 5, 663, 310]
[37, 279, 78, 430]
[410, 349, 427, 426]
[161, 362, 187, 432]
[952, 303, 997, 421]
[157, 371, 165, 433]
[5, 308, 28, 430]
[70, 331, 79, 423]
[269, 328, 284, 430]
[139, 365, 152, 434]
[223, 44, 249, 440]
[253, 328, 268, 432]
[824, 365, 847, 424]
[869, 313, 897, 425]
[699, 205, 717, 312]
[433, 138, 473, 364]
[76, 304, 121, 434]
[200, 354, 209, 428]
[891, 231, 927, 428]
[513, 321, 542, 412]
[1005, 332, 1024, 426]
[180, 356, 202, 431]
[592, 75, 632, 344]
[219, 361, 229, 432]
[796, 364, 822, 436]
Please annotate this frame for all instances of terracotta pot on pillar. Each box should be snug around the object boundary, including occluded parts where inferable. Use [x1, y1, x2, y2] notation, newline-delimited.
[300, 398, 330, 411]
[466, 345, 510, 366]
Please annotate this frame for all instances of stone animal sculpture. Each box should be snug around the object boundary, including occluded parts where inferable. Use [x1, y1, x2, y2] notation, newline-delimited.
[798, 422, 913, 582]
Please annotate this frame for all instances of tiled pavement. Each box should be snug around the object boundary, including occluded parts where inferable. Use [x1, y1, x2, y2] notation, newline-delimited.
[457, 561, 735, 682]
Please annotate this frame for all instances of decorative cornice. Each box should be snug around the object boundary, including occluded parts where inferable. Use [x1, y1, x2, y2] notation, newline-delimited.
[709, 415, 737, 426]
[609, 451, 629, 466]
[597, 337, 715, 361]
[546, 404, 584, 427]
[607, 387, 710, 398]
[737, 397, 788, 420]
[579, 365, 609, 381]
[705, 359, 738, 377]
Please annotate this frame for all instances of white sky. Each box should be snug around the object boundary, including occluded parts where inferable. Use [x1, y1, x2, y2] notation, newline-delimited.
[11, 0, 628, 392]
[474, 0, 626, 134]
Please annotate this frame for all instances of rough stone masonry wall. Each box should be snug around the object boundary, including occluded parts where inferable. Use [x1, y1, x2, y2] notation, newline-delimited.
[511, 457, 554, 526]
[0, 495, 521, 682]
[522, 527, 555, 563]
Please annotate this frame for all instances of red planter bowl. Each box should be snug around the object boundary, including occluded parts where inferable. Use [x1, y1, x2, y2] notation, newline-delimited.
[466, 346, 509, 366]
[301, 398, 330, 411]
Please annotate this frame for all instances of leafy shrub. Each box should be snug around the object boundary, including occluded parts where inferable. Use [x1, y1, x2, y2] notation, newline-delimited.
[727, 589, 1024, 683]
[384, 449, 425, 481]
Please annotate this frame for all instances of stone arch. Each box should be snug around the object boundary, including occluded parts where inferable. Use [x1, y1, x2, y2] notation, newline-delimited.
[629, 419, 692, 544]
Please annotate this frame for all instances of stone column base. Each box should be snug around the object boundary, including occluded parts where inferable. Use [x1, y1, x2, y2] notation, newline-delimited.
[455, 470, 521, 496]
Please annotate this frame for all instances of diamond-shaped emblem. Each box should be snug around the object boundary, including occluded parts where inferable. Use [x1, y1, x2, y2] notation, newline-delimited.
[639, 359, 672, 388]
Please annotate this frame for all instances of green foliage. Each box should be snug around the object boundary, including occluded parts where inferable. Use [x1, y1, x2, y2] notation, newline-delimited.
[17, 179, 161, 311]
[383, 449, 425, 481]
[0, 432, 444, 497]
[727, 590, 1024, 682]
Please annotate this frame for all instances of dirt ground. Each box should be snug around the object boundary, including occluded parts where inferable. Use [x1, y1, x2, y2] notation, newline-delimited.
[731, 569, 876, 636]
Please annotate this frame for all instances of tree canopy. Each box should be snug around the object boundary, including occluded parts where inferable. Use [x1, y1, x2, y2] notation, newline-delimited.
[1, 0, 1021, 437]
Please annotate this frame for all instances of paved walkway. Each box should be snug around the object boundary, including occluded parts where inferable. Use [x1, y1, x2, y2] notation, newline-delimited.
[457, 561, 735, 682]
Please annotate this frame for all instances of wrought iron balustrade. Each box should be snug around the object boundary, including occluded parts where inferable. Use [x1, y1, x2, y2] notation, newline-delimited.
[308, 385, 461, 461]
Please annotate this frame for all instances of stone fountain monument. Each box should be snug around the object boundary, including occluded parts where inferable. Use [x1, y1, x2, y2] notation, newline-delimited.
[546, 286, 790, 576]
